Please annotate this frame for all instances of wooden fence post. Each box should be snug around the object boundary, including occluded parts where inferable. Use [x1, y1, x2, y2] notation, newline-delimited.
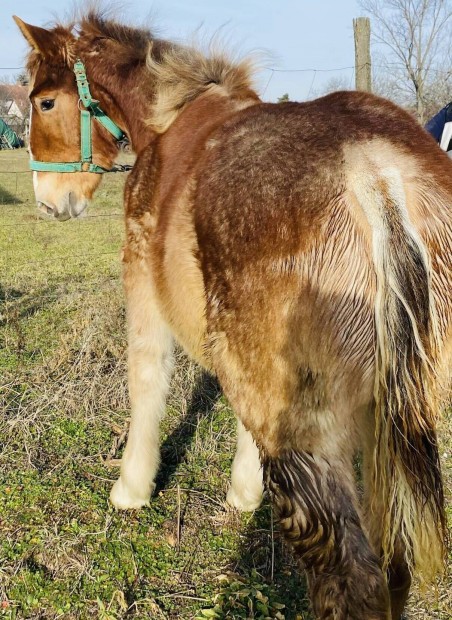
[353, 17, 372, 92]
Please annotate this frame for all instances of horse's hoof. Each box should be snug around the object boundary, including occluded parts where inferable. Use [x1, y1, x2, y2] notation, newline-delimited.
[109, 478, 152, 510]
[226, 485, 263, 512]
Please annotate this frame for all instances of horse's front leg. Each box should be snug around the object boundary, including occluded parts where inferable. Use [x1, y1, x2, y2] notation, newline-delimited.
[110, 262, 174, 510]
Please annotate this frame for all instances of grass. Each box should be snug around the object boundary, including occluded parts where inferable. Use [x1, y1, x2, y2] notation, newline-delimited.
[0, 149, 451, 619]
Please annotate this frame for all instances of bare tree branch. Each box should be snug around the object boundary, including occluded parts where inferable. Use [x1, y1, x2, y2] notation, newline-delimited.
[359, 0, 452, 122]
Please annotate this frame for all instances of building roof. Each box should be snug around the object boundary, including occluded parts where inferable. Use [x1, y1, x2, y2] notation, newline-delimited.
[0, 84, 29, 119]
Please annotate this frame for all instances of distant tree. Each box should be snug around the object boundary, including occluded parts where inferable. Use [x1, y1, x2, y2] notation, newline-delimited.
[373, 64, 452, 119]
[423, 68, 452, 117]
[16, 73, 28, 86]
[371, 70, 401, 100]
[312, 75, 351, 98]
[277, 93, 290, 103]
[359, 0, 452, 123]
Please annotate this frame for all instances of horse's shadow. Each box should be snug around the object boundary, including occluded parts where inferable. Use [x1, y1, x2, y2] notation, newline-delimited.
[0, 183, 20, 204]
[155, 369, 222, 492]
[0, 286, 56, 328]
[155, 368, 310, 618]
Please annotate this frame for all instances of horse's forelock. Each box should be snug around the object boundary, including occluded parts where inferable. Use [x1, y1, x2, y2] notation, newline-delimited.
[24, 9, 152, 79]
[78, 10, 152, 57]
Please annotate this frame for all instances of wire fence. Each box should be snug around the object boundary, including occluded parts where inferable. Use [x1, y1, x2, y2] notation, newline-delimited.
[2, 61, 451, 99]
[0, 170, 29, 200]
[0, 153, 127, 328]
[2, 62, 451, 74]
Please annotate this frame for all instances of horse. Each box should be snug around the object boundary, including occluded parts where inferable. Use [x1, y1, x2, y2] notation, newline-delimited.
[15, 11, 452, 620]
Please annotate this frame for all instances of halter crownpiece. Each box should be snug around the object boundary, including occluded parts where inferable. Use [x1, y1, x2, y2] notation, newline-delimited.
[29, 59, 126, 174]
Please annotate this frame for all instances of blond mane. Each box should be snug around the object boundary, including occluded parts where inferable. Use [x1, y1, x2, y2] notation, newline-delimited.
[146, 43, 258, 133]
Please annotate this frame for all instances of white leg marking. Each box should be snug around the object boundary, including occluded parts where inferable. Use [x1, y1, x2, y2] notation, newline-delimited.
[227, 419, 264, 511]
[110, 280, 174, 510]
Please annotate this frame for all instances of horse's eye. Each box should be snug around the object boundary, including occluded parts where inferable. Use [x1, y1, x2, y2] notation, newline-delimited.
[40, 99, 55, 111]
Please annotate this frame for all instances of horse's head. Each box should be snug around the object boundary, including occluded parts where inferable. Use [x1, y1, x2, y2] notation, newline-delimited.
[14, 17, 121, 221]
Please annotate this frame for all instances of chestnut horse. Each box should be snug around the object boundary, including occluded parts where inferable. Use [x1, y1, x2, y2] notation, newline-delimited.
[15, 12, 451, 620]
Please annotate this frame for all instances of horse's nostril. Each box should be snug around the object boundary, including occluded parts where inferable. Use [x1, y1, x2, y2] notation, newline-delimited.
[37, 201, 54, 216]
[68, 191, 77, 207]
[68, 192, 89, 218]
[68, 191, 79, 216]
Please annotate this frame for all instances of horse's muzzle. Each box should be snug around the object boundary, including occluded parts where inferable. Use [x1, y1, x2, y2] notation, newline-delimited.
[36, 192, 88, 221]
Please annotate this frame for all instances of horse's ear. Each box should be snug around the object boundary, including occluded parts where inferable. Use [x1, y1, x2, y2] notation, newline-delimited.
[13, 16, 53, 54]
[13, 16, 74, 61]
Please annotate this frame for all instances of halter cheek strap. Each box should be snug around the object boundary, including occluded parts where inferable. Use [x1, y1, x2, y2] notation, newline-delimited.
[29, 59, 126, 174]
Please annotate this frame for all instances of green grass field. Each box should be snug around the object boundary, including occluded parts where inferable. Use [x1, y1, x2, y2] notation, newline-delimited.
[0, 149, 450, 619]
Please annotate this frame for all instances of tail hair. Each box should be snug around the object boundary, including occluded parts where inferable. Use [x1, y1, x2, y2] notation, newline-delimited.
[358, 167, 446, 581]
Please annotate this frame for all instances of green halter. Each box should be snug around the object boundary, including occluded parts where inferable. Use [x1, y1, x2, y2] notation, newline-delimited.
[30, 60, 126, 174]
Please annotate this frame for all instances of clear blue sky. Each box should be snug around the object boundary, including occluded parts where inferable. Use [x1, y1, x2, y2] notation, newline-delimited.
[0, 0, 363, 101]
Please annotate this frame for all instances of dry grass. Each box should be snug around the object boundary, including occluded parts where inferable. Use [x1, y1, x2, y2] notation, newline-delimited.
[0, 149, 451, 619]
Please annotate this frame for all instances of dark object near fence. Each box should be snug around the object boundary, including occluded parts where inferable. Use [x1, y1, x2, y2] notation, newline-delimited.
[0, 118, 23, 149]
[425, 102, 452, 155]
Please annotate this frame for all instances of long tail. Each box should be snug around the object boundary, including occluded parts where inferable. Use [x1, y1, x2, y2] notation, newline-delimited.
[356, 166, 446, 581]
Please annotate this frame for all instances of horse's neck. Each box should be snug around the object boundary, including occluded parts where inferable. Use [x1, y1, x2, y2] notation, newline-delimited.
[86, 59, 156, 153]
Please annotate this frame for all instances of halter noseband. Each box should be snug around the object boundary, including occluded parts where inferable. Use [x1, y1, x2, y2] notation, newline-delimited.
[30, 60, 126, 174]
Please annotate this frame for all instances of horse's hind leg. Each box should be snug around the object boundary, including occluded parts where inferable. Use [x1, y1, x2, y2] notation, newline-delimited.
[264, 448, 390, 619]
[388, 540, 411, 619]
[227, 419, 264, 511]
[110, 260, 174, 509]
